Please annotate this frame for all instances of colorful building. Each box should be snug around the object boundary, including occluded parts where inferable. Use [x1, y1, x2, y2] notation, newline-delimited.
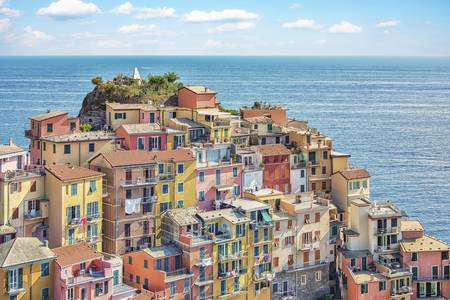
[45, 164, 104, 251]
[0, 139, 27, 173]
[40, 131, 120, 167]
[0, 237, 55, 300]
[240, 104, 288, 126]
[400, 220, 450, 299]
[235, 147, 263, 193]
[105, 102, 160, 131]
[193, 144, 242, 211]
[242, 116, 288, 146]
[177, 86, 218, 109]
[25, 110, 80, 166]
[254, 144, 291, 193]
[116, 124, 185, 151]
[52, 242, 136, 300]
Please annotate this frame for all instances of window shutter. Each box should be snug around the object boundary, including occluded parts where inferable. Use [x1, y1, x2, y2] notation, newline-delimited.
[76, 205, 80, 218]
[18, 268, 23, 288]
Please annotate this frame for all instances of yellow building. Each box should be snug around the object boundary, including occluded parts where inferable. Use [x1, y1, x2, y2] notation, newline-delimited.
[0, 169, 48, 241]
[197, 208, 250, 300]
[244, 188, 284, 210]
[41, 131, 120, 167]
[45, 164, 104, 251]
[105, 102, 159, 130]
[0, 237, 55, 300]
[193, 108, 235, 143]
[153, 149, 197, 244]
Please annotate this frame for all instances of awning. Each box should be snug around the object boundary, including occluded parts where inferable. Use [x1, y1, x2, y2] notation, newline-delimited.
[261, 210, 272, 223]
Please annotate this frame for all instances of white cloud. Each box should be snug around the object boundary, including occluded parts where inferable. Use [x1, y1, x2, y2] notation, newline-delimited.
[135, 7, 175, 19]
[282, 19, 321, 29]
[118, 23, 158, 34]
[37, 0, 100, 19]
[208, 22, 255, 33]
[328, 21, 362, 33]
[0, 18, 10, 32]
[314, 39, 327, 44]
[184, 9, 259, 22]
[376, 20, 399, 28]
[111, 1, 133, 14]
[0, 0, 22, 17]
[24, 26, 54, 40]
[71, 31, 99, 39]
[204, 39, 236, 49]
[290, 3, 302, 9]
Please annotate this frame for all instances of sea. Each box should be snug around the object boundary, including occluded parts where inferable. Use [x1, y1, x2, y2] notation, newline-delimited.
[0, 56, 449, 241]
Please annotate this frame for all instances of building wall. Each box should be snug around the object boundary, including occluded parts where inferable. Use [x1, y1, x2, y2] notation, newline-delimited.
[106, 107, 140, 130]
[242, 169, 263, 192]
[178, 88, 216, 109]
[240, 108, 287, 126]
[261, 155, 290, 193]
[290, 167, 307, 193]
[139, 110, 160, 124]
[41, 139, 118, 167]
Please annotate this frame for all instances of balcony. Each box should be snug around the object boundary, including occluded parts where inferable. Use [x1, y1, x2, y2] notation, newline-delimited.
[67, 218, 81, 227]
[243, 163, 263, 172]
[87, 213, 101, 222]
[0, 168, 44, 181]
[142, 195, 158, 204]
[218, 270, 240, 279]
[391, 286, 413, 296]
[159, 174, 174, 181]
[7, 283, 26, 295]
[24, 129, 38, 139]
[374, 244, 398, 253]
[299, 241, 320, 251]
[375, 227, 399, 235]
[195, 257, 213, 267]
[120, 177, 158, 187]
[219, 252, 245, 262]
[24, 210, 43, 220]
[63, 266, 112, 287]
[291, 161, 307, 169]
[194, 275, 214, 286]
[253, 271, 275, 282]
[165, 268, 192, 283]
[213, 119, 231, 127]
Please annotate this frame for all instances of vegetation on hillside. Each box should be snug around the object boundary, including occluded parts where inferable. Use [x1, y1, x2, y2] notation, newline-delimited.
[90, 71, 182, 104]
[218, 104, 239, 116]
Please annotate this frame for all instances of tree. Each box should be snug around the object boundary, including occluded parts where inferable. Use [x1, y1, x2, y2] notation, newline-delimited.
[164, 71, 179, 83]
[80, 123, 92, 132]
[91, 76, 103, 86]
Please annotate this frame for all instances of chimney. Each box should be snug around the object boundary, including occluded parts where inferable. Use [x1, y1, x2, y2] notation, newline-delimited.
[8, 137, 13, 146]
[204, 87, 207, 92]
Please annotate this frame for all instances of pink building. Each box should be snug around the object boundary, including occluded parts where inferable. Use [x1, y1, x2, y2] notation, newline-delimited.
[53, 243, 114, 300]
[116, 124, 185, 151]
[254, 144, 291, 193]
[400, 220, 450, 299]
[25, 110, 79, 166]
[162, 208, 214, 300]
[0, 138, 27, 173]
[193, 144, 242, 211]
[178, 86, 217, 109]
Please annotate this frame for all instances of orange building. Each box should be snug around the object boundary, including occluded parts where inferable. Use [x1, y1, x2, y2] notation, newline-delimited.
[178, 86, 217, 109]
[240, 103, 288, 126]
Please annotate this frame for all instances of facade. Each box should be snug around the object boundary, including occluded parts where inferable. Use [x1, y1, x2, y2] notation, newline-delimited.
[331, 168, 370, 215]
[178, 86, 217, 109]
[105, 103, 160, 131]
[40, 131, 120, 167]
[240, 104, 288, 126]
[254, 144, 291, 193]
[0, 237, 55, 300]
[235, 148, 263, 193]
[193, 144, 242, 211]
[116, 124, 186, 151]
[400, 220, 450, 299]
[242, 116, 288, 146]
[45, 164, 104, 250]
[25, 110, 80, 166]
[271, 192, 332, 300]
[0, 139, 27, 174]
[289, 152, 308, 193]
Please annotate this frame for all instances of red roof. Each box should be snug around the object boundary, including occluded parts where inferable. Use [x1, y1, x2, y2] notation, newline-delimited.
[255, 144, 291, 156]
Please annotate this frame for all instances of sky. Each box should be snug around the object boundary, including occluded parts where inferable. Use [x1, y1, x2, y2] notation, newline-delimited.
[0, 0, 450, 56]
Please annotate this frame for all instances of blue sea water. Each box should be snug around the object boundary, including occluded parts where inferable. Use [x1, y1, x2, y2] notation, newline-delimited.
[1, 56, 449, 241]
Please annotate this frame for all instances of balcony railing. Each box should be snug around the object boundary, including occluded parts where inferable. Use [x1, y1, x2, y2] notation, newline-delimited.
[120, 177, 158, 187]
[195, 275, 214, 286]
[219, 252, 245, 262]
[24, 210, 42, 219]
[391, 286, 413, 296]
[195, 257, 213, 267]
[218, 270, 240, 279]
[87, 213, 101, 222]
[159, 174, 174, 181]
[142, 195, 158, 204]
[166, 268, 188, 277]
[213, 119, 231, 127]
[24, 129, 37, 139]
[376, 227, 399, 235]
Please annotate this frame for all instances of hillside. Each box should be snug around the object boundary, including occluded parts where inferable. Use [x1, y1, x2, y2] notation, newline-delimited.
[78, 71, 182, 129]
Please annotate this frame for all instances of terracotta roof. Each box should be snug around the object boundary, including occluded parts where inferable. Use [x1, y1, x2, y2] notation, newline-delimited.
[0, 238, 55, 267]
[181, 86, 216, 94]
[244, 116, 273, 124]
[130, 295, 152, 300]
[400, 220, 424, 232]
[41, 130, 118, 143]
[255, 144, 291, 156]
[92, 150, 158, 167]
[401, 235, 450, 252]
[0, 225, 16, 235]
[30, 110, 67, 121]
[45, 164, 103, 182]
[120, 124, 183, 135]
[338, 168, 370, 180]
[0, 140, 24, 156]
[165, 207, 200, 226]
[152, 149, 196, 162]
[106, 102, 157, 111]
[170, 118, 205, 129]
[53, 242, 103, 267]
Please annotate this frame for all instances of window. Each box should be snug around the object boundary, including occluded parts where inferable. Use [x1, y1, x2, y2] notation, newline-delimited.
[350, 258, 356, 267]
[70, 183, 77, 196]
[391, 218, 398, 228]
[169, 282, 176, 297]
[88, 143, 95, 152]
[353, 181, 360, 189]
[158, 164, 164, 174]
[64, 144, 71, 154]
[362, 180, 367, 188]
[272, 282, 278, 293]
[89, 180, 97, 193]
[177, 164, 184, 174]
[113, 270, 119, 286]
[160, 202, 170, 213]
[30, 181, 37, 192]
[412, 266, 418, 280]
[162, 184, 169, 194]
[300, 274, 307, 285]
[287, 220, 292, 229]
[444, 265, 450, 279]
[168, 111, 177, 119]
[315, 212, 320, 223]
[236, 224, 245, 237]
[43, 142, 46, 151]
[233, 167, 238, 177]
[321, 181, 327, 190]
[177, 200, 184, 208]
[156, 259, 162, 270]
[42, 287, 50, 300]
[41, 262, 49, 277]
[67, 287, 74, 300]
[199, 171, 205, 182]
[311, 167, 316, 175]
[432, 266, 439, 279]
[114, 112, 127, 119]
[322, 166, 326, 174]
[234, 185, 240, 196]
[8, 268, 23, 291]
[300, 169, 305, 177]
[47, 123, 53, 133]
[215, 169, 221, 185]
[70, 122, 76, 130]
[315, 271, 321, 281]
[443, 251, 449, 260]
[177, 182, 184, 193]
[136, 275, 140, 284]
[149, 112, 155, 123]
[412, 252, 418, 261]
[199, 191, 205, 201]
[379, 281, 386, 291]
[87, 202, 99, 218]
[360, 283, 368, 294]
[323, 151, 328, 160]
[128, 256, 132, 265]
[53, 144, 56, 154]
[95, 282, 108, 296]
[144, 278, 149, 290]
[221, 280, 226, 295]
